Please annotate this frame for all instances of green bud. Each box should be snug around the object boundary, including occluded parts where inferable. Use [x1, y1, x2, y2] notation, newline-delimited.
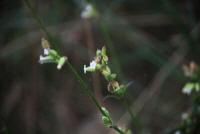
[110, 74, 116, 79]
[105, 74, 116, 81]
[116, 85, 126, 97]
[96, 64, 101, 69]
[49, 49, 58, 57]
[103, 55, 108, 62]
[41, 38, 50, 49]
[57, 56, 67, 70]
[101, 59, 106, 65]
[96, 49, 101, 56]
[102, 116, 111, 124]
[102, 107, 109, 117]
[105, 66, 111, 73]
[182, 82, 194, 95]
[101, 46, 106, 56]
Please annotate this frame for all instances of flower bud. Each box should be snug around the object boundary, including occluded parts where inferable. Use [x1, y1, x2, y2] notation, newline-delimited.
[102, 107, 109, 117]
[103, 55, 108, 62]
[57, 56, 67, 70]
[41, 38, 50, 49]
[105, 66, 111, 73]
[96, 64, 101, 70]
[105, 74, 116, 81]
[96, 49, 101, 56]
[182, 82, 194, 95]
[49, 49, 58, 57]
[116, 85, 125, 97]
[101, 46, 106, 56]
[101, 59, 106, 65]
[102, 116, 111, 124]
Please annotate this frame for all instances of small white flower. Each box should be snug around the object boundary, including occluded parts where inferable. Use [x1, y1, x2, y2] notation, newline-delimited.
[174, 130, 181, 134]
[44, 49, 49, 55]
[90, 61, 96, 69]
[81, 12, 87, 18]
[182, 83, 194, 95]
[85, 5, 92, 11]
[181, 113, 188, 120]
[81, 4, 94, 18]
[84, 65, 87, 74]
[40, 55, 45, 60]
[182, 88, 192, 95]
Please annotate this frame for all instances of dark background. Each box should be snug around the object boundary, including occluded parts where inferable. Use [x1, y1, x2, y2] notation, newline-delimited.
[0, 0, 200, 134]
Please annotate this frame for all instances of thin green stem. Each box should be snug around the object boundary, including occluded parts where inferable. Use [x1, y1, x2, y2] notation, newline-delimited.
[65, 61, 106, 116]
[113, 125, 125, 134]
[66, 61, 125, 134]
[121, 97, 140, 134]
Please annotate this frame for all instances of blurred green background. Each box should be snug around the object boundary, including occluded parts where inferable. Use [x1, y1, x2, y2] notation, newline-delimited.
[0, 0, 200, 134]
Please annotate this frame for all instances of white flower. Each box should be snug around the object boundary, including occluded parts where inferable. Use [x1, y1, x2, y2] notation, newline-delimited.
[39, 55, 45, 61]
[85, 5, 92, 11]
[181, 113, 188, 120]
[81, 12, 87, 18]
[44, 48, 49, 55]
[84, 65, 87, 74]
[182, 83, 194, 95]
[174, 130, 181, 134]
[182, 88, 192, 95]
[81, 4, 94, 18]
[90, 61, 96, 69]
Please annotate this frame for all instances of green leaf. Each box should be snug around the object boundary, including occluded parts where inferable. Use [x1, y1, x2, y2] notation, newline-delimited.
[103, 95, 120, 100]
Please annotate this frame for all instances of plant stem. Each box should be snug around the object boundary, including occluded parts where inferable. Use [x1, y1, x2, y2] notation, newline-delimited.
[65, 61, 106, 115]
[113, 125, 125, 134]
[121, 97, 140, 134]
[24, 0, 124, 133]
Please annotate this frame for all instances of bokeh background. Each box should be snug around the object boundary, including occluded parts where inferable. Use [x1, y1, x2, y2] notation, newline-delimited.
[0, 0, 200, 134]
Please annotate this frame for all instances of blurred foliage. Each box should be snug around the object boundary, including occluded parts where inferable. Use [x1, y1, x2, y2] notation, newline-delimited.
[0, 0, 200, 134]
